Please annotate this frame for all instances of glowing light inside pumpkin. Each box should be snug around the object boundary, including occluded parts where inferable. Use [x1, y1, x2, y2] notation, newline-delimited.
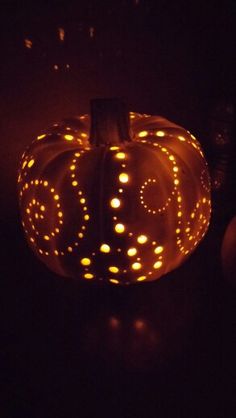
[110, 198, 121, 208]
[27, 159, 35, 168]
[81, 258, 91, 266]
[109, 279, 119, 284]
[115, 152, 126, 159]
[37, 134, 46, 140]
[84, 273, 94, 279]
[100, 244, 111, 253]
[156, 131, 165, 137]
[154, 261, 163, 269]
[64, 134, 74, 141]
[114, 223, 125, 233]
[154, 246, 163, 254]
[137, 276, 147, 281]
[109, 266, 119, 273]
[127, 247, 137, 256]
[119, 173, 129, 183]
[132, 262, 142, 270]
[138, 131, 148, 137]
[137, 235, 148, 244]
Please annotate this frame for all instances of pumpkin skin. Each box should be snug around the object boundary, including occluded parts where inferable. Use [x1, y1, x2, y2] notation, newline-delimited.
[18, 100, 211, 285]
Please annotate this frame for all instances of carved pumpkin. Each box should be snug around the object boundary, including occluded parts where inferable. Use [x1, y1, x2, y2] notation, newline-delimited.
[18, 98, 211, 284]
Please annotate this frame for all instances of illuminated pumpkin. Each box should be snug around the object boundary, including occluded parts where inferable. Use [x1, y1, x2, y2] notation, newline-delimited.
[18, 98, 211, 284]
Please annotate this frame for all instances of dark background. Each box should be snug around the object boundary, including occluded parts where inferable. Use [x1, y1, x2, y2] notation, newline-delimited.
[1, 1, 236, 417]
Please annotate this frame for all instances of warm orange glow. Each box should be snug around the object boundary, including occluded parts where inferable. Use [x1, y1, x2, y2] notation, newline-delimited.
[109, 279, 119, 284]
[137, 235, 148, 244]
[154, 246, 163, 254]
[110, 198, 121, 208]
[109, 266, 119, 273]
[127, 247, 137, 256]
[114, 223, 125, 233]
[100, 244, 111, 253]
[132, 262, 142, 270]
[24, 38, 32, 49]
[137, 276, 146, 282]
[37, 134, 46, 140]
[109, 317, 120, 328]
[81, 132, 88, 138]
[119, 173, 129, 183]
[27, 159, 35, 168]
[80, 258, 91, 266]
[115, 152, 126, 159]
[19, 104, 211, 286]
[64, 134, 74, 141]
[134, 320, 145, 330]
[154, 261, 162, 269]
[156, 130, 165, 137]
[84, 273, 94, 279]
[138, 131, 148, 137]
[58, 27, 65, 41]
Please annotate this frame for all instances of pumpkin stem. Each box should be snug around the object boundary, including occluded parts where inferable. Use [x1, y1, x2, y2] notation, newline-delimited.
[89, 98, 132, 146]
